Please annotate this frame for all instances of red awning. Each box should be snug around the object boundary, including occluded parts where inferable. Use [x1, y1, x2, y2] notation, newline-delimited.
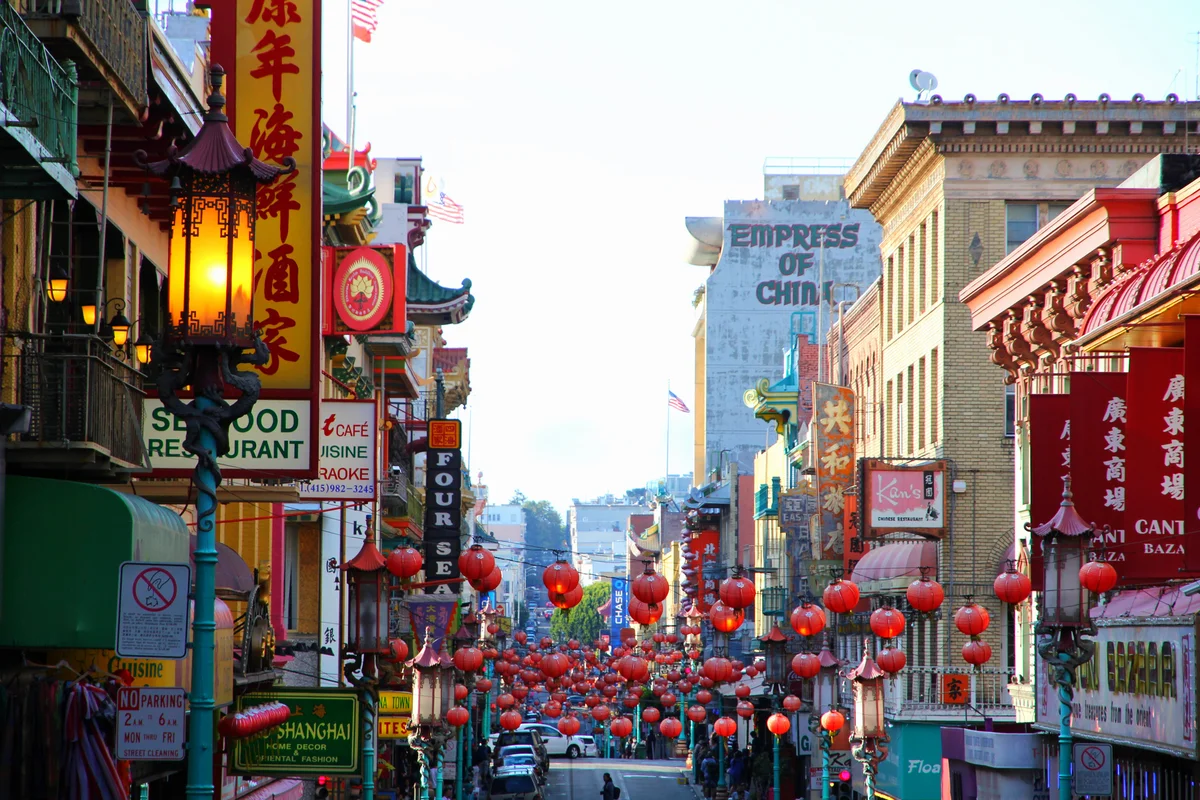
[1091, 586, 1200, 619]
[851, 540, 937, 593]
[239, 779, 305, 800]
[597, 599, 612, 619]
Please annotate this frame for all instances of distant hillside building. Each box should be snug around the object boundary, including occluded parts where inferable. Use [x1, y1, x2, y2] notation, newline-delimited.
[567, 497, 650, 583]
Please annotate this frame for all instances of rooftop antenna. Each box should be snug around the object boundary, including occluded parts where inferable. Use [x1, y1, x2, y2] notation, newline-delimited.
[910, 69, 938, 103]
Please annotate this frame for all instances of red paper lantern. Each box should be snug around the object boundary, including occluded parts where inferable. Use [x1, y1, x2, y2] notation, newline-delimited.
[994, 570, 1033, 605]
[734, 683, 751, 699]
[877, 646, 907, 674]
[543, 560, 580, 595]
[823, 579, 861, 614]
[736, 700, 754, 719]
[385, 638, 409, 663]
[710, 601, 745, 633]
[767, 713, 791, 736]
[591, 705, 611, 722]
[459, 544, 496, 582]
[869, 607, 906, 640]
[454, 684, 469, 701]
[544, 701, 563, 718]
[660, 717, 683, 738]
[497, 693, 516, 709]
[702, 657, 733, 683]
[719, 575, 757, 610]
[453, 646, 484, 673]
[385, 547, 423, 579]
[610, 717, 633, 738]
[686, 705, 708, 722]
[470, 566, 502, 593]
[782, 694, 802, 712]
[541, 653, 570, 678]
[954, 603, 991, 636]
[500, 710, 523, 730]
[819, 709, 845, 733]
[447, 706, 470, 727]
[551, 583, 584, 610]
[906, 577, 945, 613]
[475, 678, 493, 693]
[642, 707, 661, 723]
[789, 603, 827, 637]
[963, 638, 993, 666]
[791, 652, 820, 679]
[695, 689, 713, 704]
[628, 596, 664, 625]
[713, 716, 738, 738]
[1079, 560, 1118, 594]
[558, 716, 581, 736]
[661, 692, 678, 708]
[632, 565, 671, 606]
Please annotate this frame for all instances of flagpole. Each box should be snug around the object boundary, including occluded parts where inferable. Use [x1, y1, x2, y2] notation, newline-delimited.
[666, 381, 671, 490]
[346, 0, 355, 181]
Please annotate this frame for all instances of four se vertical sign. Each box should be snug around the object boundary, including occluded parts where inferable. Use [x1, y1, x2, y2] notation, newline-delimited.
[424, 419, 463, 595]
[298, 399, 377, 499]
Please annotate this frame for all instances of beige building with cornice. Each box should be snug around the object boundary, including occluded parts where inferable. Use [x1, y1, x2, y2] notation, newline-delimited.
[840, 96, 1192, 690]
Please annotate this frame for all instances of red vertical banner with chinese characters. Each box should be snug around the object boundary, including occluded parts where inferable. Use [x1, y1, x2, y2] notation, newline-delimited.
[1028, 393, 1070, 591]
[1124, 348, 1189, 583]
[211, 0, 321, 477]
[812, 383, 855, 561]
[843, 494, 869, 574]
[1187, 316, 1200, 573]
[1068, 371, 1126, 576]
[691, 528, 720, 613]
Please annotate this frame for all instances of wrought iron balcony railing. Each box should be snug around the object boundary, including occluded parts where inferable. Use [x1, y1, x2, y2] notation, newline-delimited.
[20, 0, 147, 113]
[0, 0, 78, 179]
[883, 665, 1015, 722]
[5, 335, 146, 473]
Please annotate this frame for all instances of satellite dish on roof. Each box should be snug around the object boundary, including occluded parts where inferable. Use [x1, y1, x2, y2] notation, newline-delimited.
[909, 69, 938, 103]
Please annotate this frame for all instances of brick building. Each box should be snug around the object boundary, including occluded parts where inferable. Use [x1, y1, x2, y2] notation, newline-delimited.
[832, 95, 1194, 799]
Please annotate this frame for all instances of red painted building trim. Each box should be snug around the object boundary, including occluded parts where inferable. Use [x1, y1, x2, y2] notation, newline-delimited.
[271, 503, 286, 637]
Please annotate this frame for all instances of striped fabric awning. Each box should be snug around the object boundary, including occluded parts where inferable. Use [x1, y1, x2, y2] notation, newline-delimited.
[851, 540, 938, 594]
[240, 779, 305, 800]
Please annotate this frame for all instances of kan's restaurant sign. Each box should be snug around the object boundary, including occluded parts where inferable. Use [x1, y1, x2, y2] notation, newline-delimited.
[424, 419, 463, 595]
[1035, 619, 1198, 758]
[861, 460, 946, 538]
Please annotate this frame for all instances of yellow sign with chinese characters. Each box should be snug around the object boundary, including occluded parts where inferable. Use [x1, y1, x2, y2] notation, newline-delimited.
[379, 716, 412, 739]
[233, 0, 319, 393]
[379, 691, 413, 714]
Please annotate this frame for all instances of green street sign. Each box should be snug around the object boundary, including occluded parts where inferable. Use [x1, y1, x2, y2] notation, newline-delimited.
[229, 688, 361, 776]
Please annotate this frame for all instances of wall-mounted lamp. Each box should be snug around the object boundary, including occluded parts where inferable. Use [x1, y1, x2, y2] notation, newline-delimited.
[47, 265, 68, 303]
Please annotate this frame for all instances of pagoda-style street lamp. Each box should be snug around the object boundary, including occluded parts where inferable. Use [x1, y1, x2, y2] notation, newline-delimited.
[809, 639, 841, 800]
[340, 538, 390, 800]
[1029, 478, 1098, 800]
[137, 64, 294, 800]
[410, 628, 450, 800]
[847, 645, 889, 800]
[760, 623, 789, 800]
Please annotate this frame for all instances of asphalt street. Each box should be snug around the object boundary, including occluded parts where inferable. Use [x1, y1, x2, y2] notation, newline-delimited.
[545, 759, 696, 800]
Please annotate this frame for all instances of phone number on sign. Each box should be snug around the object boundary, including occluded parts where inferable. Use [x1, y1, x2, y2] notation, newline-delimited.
[301, 484, 375, 495]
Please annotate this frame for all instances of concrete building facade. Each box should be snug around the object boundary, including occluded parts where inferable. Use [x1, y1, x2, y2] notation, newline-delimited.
[567, 497, 650, 582]
[684, 170, 883, 485]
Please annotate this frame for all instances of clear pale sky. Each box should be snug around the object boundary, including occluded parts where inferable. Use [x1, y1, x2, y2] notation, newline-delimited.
[319, 0, 1200, 515]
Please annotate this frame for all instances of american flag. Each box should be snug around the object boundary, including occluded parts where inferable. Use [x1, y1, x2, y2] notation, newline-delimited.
[427, 192, 466, 225]
[352, 0, 383, 43]
[668, 391, 690, 413]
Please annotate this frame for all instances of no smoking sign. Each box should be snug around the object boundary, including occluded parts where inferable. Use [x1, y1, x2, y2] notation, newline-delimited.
[1073, 743, 1113, 796]
[116, 561, 191, 659]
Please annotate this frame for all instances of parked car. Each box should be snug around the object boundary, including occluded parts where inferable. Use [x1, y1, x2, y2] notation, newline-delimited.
[519, 723, 591, 758]
[575, 735, 598, 757]
[498, 746, 546, 783]
[490, 767, 543, 800]
[491, 729, 549, 771]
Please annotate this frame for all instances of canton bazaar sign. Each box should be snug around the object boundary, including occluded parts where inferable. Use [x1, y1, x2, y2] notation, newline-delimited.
[1035, 619, 1199, 757]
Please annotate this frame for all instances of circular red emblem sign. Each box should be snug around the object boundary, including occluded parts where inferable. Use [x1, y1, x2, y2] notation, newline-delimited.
[333, 247, 393, 331]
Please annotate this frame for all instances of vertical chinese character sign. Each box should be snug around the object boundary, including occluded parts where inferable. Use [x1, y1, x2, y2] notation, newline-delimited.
[214, 0, 322, 476]
[1124, 348, 1187, 583]
[812, 383, 855, 561]
[1069, 370, 1126, 576]
[691, 529, 720, 613]
[424, 420, 463, 595]
[1028, 393, 1070, 590]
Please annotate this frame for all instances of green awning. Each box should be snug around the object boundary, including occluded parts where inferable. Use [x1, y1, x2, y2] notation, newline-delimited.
[0, 475, 190, 649]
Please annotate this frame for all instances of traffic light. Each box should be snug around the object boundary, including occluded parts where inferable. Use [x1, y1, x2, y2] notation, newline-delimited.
[826, 769, 852, 800]
[316, 776, 330, 799]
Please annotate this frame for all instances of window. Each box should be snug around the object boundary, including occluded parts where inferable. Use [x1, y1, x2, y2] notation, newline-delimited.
[918, 357, 927, 450]
[1006, 203, 1038, 253]
[930, 208, 940, 304]
[1004, 384, 1017, 437]
[930, 348, 939, 444]
[393, 173, 415, 204]
[1048, 202, 1072, 222]
[782, 185, 800, 200]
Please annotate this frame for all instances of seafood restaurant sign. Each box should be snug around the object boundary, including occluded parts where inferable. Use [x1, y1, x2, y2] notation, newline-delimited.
[143, 399, 311, 474]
